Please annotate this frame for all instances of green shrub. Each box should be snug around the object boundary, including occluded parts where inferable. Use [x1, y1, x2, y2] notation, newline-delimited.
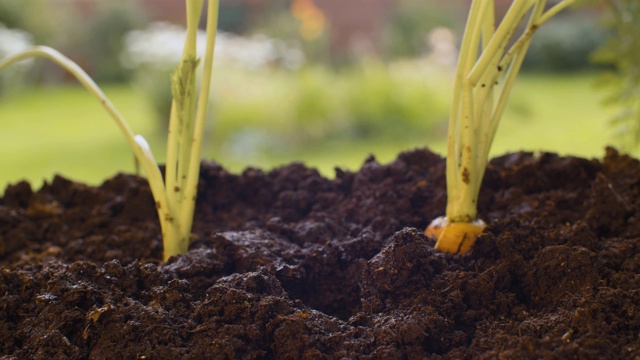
[523, 12, 608, 71]
[293, 66, 345, 141]
[384, 0, 456, 59]
[343, 60, 448, 139]
[81, 2, 146, 82]
[0, 0, 54, 43]
[588, 0, 640, 149]
[122, 23, 449, 155]
[1, 0, 145, 83]
[195, 59, 449, 162]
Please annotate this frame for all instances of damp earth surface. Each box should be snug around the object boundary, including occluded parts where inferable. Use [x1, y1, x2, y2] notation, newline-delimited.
[1, 148, 639, 359]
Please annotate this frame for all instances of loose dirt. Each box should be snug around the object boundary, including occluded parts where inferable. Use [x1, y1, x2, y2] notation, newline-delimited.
[1, 147, 639, 359]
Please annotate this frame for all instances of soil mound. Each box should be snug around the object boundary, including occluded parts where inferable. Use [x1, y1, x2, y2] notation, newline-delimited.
[1, 148, 638, 359]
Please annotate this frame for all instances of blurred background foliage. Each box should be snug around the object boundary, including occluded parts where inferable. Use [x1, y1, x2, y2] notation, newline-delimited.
[522, 11, 609, 71]
[588, 0, 640, 150]
[0, 0, 634, 188]
[0, 0, 55, 44]
[383, 0, 458, 59]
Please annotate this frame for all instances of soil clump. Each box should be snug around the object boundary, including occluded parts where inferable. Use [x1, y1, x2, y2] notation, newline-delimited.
[1, 147, 639, 359]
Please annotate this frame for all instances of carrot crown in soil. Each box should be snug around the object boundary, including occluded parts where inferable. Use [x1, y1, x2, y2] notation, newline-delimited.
[0, 0, 220, 261]
[426, 0, 575, 254]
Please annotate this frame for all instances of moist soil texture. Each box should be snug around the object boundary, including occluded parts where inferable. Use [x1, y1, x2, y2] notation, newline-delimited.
[1, 147, 640, 359]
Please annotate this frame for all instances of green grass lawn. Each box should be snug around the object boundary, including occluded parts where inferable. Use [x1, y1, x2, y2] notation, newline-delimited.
[494, 72, 617, 157]
[0, 84, 160, 188]
[219, 72, 618, 177]
[0, 72, 618, 190]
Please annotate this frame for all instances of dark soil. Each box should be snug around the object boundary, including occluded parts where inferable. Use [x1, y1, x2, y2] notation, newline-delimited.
[1, 147, 639, 359]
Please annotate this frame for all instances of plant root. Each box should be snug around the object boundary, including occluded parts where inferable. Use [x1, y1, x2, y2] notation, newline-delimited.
[425, 216, 486, 254]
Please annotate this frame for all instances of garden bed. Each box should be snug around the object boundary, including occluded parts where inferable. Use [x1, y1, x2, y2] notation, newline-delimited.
[1, 147, 638, 359]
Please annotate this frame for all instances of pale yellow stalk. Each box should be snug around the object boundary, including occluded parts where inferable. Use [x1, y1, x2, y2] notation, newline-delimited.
[430, 0, 575, 253]
[0, 0, 221, 261]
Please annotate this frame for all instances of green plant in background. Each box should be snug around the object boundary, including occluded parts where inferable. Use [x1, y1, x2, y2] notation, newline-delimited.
[590, 0, 640, 149]
[425, 0, 574, 254]
[0, 0, 54, 44]
[82, 2, 146, 83]
[522, 12, 608, 72]
[0, 0, 220, 261]
[0, 0, 53, 95]
[189, 61, 448, 163]
[384, 0, 456, 59]
[344, 60, 449, 139]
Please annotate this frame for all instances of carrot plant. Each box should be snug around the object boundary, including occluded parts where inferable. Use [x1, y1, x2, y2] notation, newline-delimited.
[426, 0, 574, 254]
[0, 0, 219, 261]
